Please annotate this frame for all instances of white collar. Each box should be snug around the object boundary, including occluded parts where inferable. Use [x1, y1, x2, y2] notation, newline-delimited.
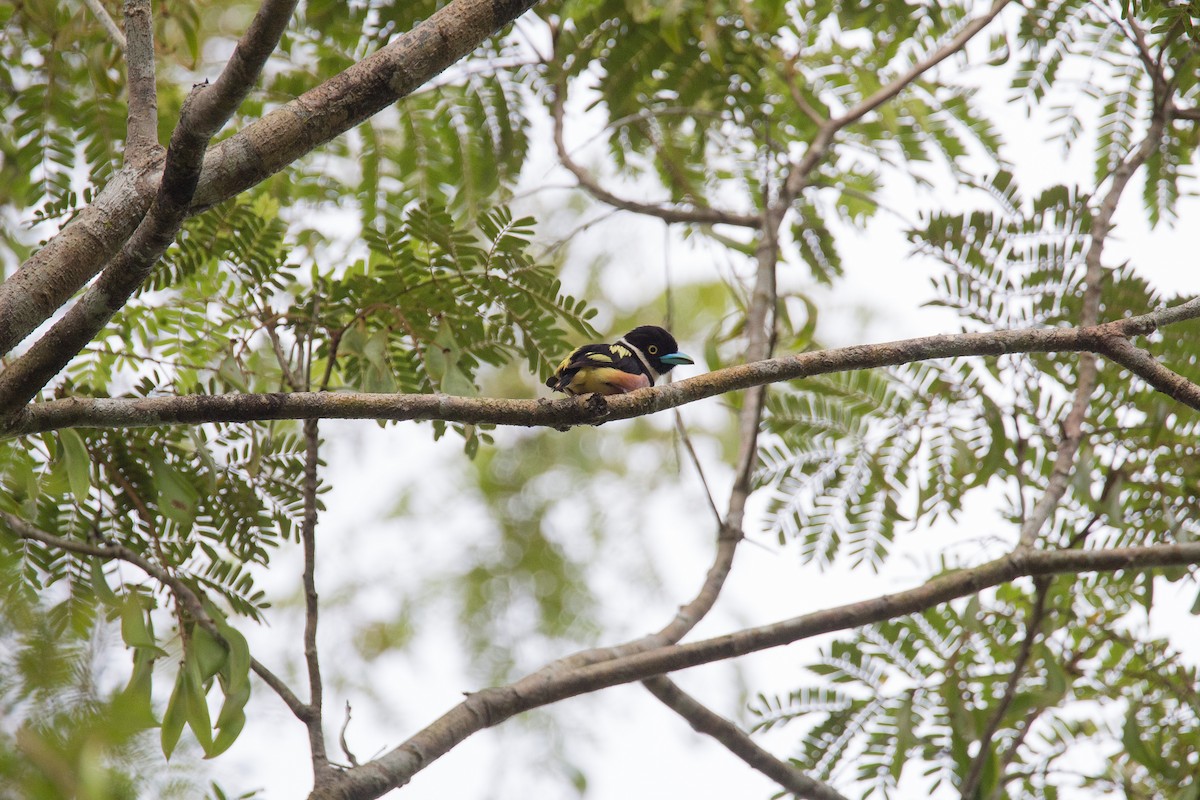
[615, 337, 658, 381]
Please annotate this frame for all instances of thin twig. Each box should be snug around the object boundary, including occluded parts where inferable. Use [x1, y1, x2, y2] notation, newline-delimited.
[339, 702, 360, 767]
[551, 82, 759, 229]
[644, 676, 850, 800]
[673, 409, 723, 528]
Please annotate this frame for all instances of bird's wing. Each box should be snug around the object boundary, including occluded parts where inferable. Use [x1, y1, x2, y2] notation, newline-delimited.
[546, 344, 649, 394]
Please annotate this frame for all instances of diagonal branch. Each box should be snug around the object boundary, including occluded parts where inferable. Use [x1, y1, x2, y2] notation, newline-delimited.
[833, 0, 1011, 131]
[83, 0, 127, 50]
[780, 0, 1010, 206]
[8, 297, 1200, 439]
[1096, 336, 1200, 408]
[122, 0, 158, 160]
[0, 0, 301, 417]
[643, 676, 851, 800]
[1016, 110, 1168, 550]
[323, 540, 1200, 800]
[0, 0, 541, 359]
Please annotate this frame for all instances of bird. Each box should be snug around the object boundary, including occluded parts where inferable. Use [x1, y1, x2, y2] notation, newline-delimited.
[545, 325, 694, 396]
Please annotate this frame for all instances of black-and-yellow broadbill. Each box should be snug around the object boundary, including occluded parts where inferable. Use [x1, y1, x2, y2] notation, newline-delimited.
[545, 325, 694, 396]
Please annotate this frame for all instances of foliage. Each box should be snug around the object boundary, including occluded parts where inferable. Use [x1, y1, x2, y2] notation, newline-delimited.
[1, 0, 1199, 798]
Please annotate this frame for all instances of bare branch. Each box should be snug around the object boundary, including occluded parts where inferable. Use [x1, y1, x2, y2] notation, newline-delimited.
[0, 168, 151, 358]
[1098, 336, 1200, 409]
[325, 541, 1200, 800]
[339, 702, 360, 768]
[672, 410, 723, 528]
[123, 0, 158, 160]
[644, 676, 850, 800]
[9, 299, 1200, 438]
[82, 0, 127, 50]
[301, 419, 331, 783]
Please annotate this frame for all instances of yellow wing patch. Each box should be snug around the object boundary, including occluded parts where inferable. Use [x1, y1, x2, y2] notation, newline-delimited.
[609, 344, 632, 358]
[585, 352, 614, 363]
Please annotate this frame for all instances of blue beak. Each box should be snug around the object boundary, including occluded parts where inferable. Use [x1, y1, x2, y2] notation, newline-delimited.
[659, 352, 694, 366]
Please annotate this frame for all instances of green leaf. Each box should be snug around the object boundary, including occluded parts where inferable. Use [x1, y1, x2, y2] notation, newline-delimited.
[120, 594, 156, 649]
[183, 644, 215, 754]
[59, 428, 91, 504]
[91, 559, 121, 608]
[117, 648, 160, 731]
[161, 669, 188, 760]
[191, 625, 229, 683]
[149, 454, 201, 530]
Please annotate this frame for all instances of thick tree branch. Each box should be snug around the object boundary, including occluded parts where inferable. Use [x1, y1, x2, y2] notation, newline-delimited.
[0, 167, 153, 357]
[0, 0, 540, 357]
[9, 299, 1200, 438]
[643, 676, 850, 800]
[318, 541, 1200, 800]
[123, 0, 158, 160]
[0, 509, 310, 721]
[192, 0, 539, 209]
[83, 0, 127, 50]
[0, 0, 301, 417]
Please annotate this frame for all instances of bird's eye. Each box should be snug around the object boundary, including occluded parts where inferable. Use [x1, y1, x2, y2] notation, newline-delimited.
[648, 345, 659, 354]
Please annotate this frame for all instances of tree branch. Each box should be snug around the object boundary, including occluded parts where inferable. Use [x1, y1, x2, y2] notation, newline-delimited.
[959, 578, 1051, 800]
[0, 509, 310, 721]
[9, 299, 1200, 438]
[0, 0, 301, 417]
[1096, 336, 1200, 409]
[643, 676, 850, 800]
[832, 0, 1012, 131]
[192, 0, 540, 209]
[83, 0, 127, 50]
[1016, 110, 1168, 550]
[122, 0, 158, 160]
[550, 84, 760, 228]
[0, 0, 540, 358]
[301, 418, 331, 784]
[319, 541, 1200, 800]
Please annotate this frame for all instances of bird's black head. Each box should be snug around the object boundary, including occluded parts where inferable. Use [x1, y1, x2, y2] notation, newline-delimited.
[621, 325, 695, 376]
